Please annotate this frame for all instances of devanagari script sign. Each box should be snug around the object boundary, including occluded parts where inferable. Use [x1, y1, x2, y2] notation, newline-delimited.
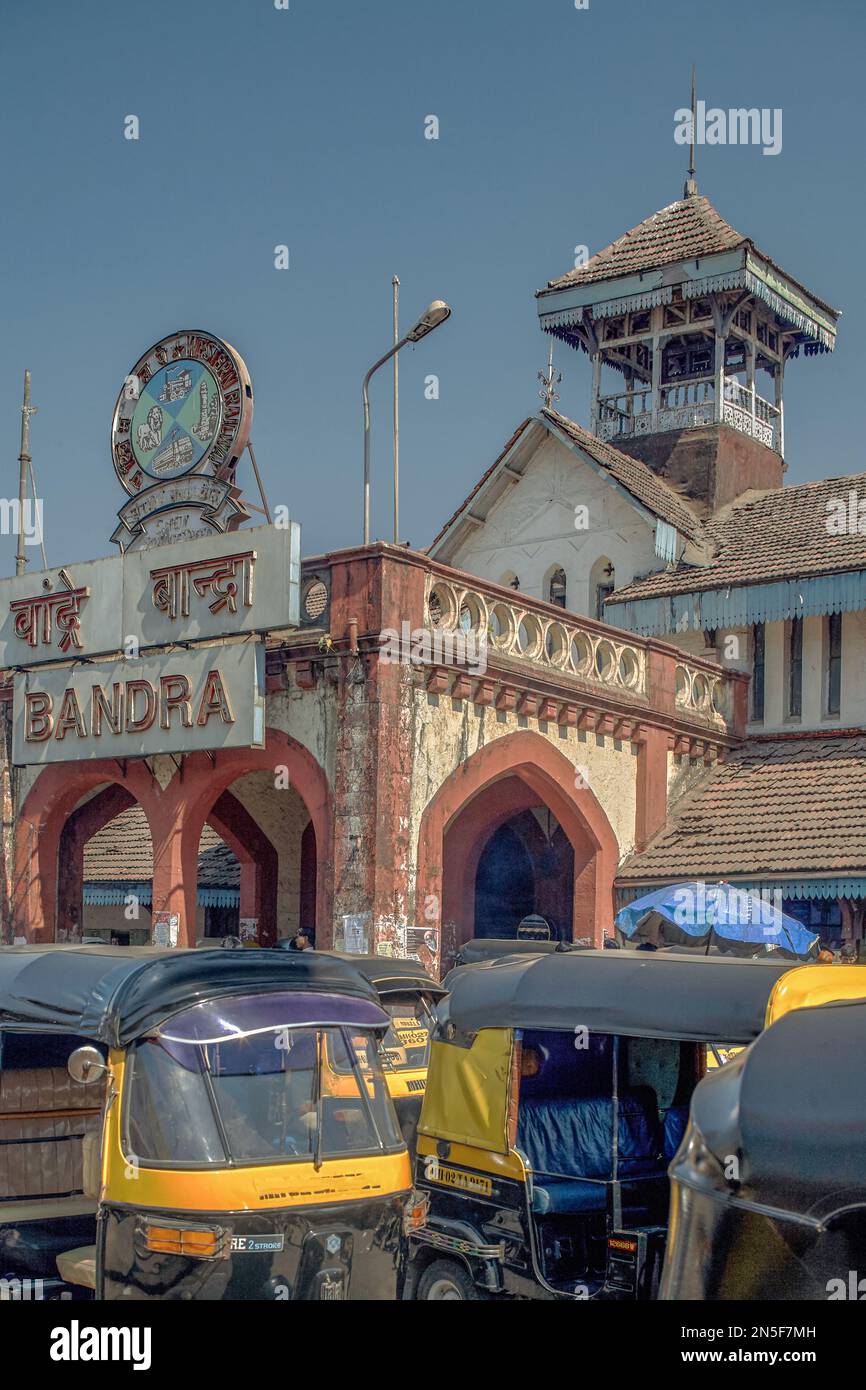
[12, 640, 265, 765]
[0, 523, 300, 669]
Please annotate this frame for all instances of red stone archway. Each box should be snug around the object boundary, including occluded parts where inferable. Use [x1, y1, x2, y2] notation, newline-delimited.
[415, 730, 620, 969]
[13, 728, 332, 947]
[207, 791, 279, 947]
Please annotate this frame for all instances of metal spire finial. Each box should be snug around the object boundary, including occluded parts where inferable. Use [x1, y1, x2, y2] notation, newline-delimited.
[538, 340, 562, 409]
[684, 65, 698, 198]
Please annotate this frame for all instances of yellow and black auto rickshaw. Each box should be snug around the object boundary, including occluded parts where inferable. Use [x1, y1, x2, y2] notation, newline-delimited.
[764, 960, 866, 1023]
[405, 948, 792, 1300]
[661, 996, 866, 1300]
[326, 955, 446, 1148]
[0, 945, 411, 1300]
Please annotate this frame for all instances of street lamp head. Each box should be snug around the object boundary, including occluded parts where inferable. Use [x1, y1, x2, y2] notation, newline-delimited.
[406, 300, 451, 343]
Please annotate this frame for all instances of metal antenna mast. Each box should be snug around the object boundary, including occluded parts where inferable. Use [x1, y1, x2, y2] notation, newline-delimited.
[684, 66, 698, 198]
[392, 275, 400, 544]
[16, 370, 37, 576]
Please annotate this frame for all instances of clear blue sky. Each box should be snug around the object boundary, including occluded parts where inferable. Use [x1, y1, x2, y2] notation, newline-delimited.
[1, 0, 863, 570]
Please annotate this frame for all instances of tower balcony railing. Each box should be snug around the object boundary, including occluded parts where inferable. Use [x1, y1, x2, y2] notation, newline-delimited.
[596, 374, 781, 452]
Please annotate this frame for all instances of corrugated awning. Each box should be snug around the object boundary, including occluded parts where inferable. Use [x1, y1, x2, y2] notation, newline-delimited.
[617, 878, 866, 905]
[608, 570, 866, 635]
[83, 883, 239, 908]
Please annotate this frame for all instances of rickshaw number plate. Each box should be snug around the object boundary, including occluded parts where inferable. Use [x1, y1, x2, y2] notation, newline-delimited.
[395, 1028, 428, 1046]
[425, 1159, 493, 1196]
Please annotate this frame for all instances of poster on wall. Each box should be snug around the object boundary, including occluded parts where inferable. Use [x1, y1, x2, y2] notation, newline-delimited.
[406, 926, 438, 962]
[153, 912, 179, 948]
[335, 913, 370, 954]
[239, 917, 258, 943]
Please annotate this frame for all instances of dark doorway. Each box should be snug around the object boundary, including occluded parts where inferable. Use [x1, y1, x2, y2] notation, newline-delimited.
[474, 824, 535, 938]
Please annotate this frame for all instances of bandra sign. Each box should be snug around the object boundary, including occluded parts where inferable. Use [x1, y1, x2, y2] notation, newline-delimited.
[0, 523, 300, 670]
[13, 641, 265, 765]
[6, 329, 292, 767]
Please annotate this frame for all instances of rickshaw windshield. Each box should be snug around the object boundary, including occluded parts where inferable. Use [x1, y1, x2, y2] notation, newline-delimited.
[124, 992, 401, 1166]
[381, 995, 436, 1070]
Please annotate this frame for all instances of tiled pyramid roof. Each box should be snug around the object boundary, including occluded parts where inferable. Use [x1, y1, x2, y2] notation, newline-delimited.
[545, 195, 745, 290]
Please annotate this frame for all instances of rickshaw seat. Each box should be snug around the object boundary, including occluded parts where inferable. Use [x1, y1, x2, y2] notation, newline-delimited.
[55, 1244, 97, 1290]
[530, 1178, 607, 1215]
[518, 1091, 663, 1216]
[662, 1105, 689, 1162]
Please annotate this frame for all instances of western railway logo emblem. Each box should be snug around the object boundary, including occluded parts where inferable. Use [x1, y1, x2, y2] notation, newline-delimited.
[110, 330, 255, 551]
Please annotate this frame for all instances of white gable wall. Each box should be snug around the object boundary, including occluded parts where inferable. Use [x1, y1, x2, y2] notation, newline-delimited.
[446, 434, 661, 619]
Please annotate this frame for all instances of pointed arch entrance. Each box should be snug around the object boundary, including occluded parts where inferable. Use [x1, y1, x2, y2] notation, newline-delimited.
[416, 731, 619, 969]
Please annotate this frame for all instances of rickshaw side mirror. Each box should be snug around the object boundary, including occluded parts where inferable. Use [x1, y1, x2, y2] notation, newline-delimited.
[67, 1045, 108, 1086]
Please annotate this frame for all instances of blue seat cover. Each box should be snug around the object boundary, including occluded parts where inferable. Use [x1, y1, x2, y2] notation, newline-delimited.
[518, 1092, 663, 1215]
[662, 1104, 689, 1162]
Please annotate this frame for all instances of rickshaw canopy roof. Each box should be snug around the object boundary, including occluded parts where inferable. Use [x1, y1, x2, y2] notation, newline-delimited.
[441, 949, 792, 1043]
[688, 997, 866, 1216]
[0, 945, 385, 1048]
[454, 938, 586, 966]
[326, 953, 447, 999]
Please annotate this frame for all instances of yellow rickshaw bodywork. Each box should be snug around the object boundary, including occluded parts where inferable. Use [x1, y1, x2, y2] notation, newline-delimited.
[418, 1028, 515, 1154]
[102, 1049, 412, 1213]
[765, 963, 866, 1027]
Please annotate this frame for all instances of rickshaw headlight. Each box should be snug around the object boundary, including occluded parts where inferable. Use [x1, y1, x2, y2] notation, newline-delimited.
[403, 1189, 430, 1235]
[142, 1222, 224, 1259]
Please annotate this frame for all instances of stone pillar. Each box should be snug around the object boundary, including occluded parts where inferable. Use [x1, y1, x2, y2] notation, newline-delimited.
[149, 800, 199, 948]
[328, 547, 424, 954]
[634, 725, 670, 851]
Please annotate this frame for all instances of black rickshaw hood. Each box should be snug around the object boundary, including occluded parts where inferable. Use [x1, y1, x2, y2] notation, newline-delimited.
[325, 952, 447, 1000]
[439, 949, 792, 1043]
[678, 996, 866, 1220]
[0, 945, 386, 1047]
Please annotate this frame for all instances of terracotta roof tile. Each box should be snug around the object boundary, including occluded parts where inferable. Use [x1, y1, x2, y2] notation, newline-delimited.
[544, 196, 745, 291]
[610, 471, 866, 604]
[83, 806, 239, 887]
[618, 735, 866, 882]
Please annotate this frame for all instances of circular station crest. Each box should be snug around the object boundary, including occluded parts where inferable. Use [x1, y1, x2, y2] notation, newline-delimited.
[111, 330, 253, 498]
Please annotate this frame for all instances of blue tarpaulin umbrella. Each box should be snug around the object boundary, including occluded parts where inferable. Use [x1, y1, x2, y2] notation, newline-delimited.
[615, 882, 819, 961]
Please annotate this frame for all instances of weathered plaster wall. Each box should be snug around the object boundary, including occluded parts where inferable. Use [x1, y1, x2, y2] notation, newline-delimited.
[406, 685, 639, 921]
[228, 769, 311, 937]
[265, 683, 337, 788]
[667, 747, 715, 804]
[447, 435, 660, 615]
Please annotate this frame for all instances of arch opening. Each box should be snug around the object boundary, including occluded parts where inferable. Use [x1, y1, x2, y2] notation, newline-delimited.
[416, 731, 619, 971]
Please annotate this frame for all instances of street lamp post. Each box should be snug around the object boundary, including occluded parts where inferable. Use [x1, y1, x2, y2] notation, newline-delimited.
[362, 300, 451, 545]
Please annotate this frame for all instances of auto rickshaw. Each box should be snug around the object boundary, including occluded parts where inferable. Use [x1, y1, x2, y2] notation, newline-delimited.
[764, 960, 866, 1023]
[0, 945, 411, 1300]
[405, 948, 792, 1300]
[453, 937, 584, 967]
[704, 960, 866, 1071]
[661, 997, 866, 1300]
[325, 954, 446, 1148]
